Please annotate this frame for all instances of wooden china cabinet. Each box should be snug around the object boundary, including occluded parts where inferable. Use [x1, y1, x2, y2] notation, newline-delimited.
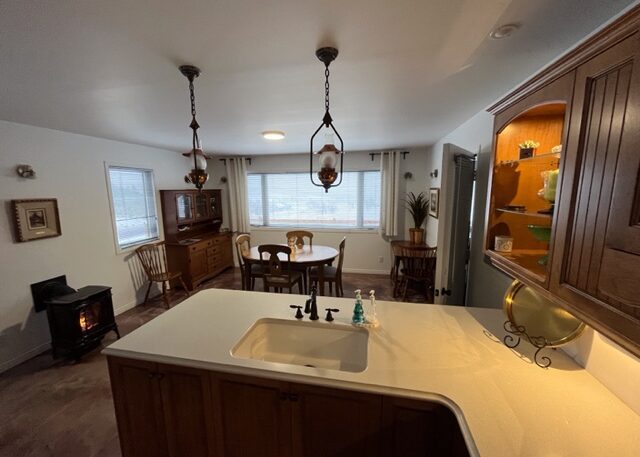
[160, 189, 232, 290]
[484, 7, 640, 356]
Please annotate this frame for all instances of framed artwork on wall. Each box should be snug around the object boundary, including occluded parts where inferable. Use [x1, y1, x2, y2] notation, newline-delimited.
[429, 188, 439, 218]
[11, 199, 61, 242]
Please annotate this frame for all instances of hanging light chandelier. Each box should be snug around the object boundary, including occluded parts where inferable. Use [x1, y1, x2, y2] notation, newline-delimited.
[180, 65, 209, 191]
[309, 47, 344, 192]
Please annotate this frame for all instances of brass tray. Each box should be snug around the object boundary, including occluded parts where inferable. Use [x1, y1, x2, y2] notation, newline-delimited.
[503, 280, 585, 347]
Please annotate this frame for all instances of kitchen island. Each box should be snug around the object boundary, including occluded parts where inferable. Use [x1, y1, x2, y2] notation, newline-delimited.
[104, 289, 640, 457]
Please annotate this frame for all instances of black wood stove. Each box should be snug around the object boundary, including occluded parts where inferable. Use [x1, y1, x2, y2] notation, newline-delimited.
[31, 276, 120, 360]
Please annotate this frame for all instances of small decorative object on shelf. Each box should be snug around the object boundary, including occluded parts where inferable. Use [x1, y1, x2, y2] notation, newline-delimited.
[494, 235, 513, 253]
[503, 205, 526, 212]
[551, 144, 562, 153]
[537, 169, 559, 214]
[351, 289, 365, 325]
[503, 320, 553, 368]
[526, 225, 551, 265]
[518, 139, 540, 159]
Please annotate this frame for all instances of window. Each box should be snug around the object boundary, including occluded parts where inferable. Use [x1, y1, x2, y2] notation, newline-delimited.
[106, 166, 159, 250]
[248, 171, 381, 229]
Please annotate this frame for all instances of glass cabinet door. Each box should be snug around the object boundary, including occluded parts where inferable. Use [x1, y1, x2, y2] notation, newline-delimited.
[195, 193, 208, 220]
[209, 194, 220, 219]
[176, 193, 194, 223]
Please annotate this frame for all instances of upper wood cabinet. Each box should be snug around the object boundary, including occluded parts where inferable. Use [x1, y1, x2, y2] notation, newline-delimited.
[485, 7, 640, 356]
[485, 72, 575, 287]
[160, 189, 223, 243]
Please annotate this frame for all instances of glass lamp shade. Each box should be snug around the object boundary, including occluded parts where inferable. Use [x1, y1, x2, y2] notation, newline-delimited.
[193, 148, 208, 171]
[316, 131, 341, 168]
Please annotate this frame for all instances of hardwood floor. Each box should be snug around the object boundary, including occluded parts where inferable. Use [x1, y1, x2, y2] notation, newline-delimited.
[0, 268, 426, 457]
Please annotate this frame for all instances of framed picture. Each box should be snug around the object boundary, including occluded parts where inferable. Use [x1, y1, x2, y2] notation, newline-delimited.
[429, 188, 440, 218]
[11, 199, 61, 242]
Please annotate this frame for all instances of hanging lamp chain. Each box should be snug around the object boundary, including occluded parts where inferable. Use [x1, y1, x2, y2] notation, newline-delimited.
[324, 64, 330, 113]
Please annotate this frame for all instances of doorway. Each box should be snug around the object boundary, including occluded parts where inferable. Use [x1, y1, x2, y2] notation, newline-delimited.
[434, 144, 476, 305]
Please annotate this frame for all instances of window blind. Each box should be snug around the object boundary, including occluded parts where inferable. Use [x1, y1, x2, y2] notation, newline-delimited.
[248, 171, 381, 229]
[108, 166, 159, 249]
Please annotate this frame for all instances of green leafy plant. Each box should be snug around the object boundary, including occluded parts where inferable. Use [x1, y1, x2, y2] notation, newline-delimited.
[404, 192, 429, 228]
[518, 140, 540, 149]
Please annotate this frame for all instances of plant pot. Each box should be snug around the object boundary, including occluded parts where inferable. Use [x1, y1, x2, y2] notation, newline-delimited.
[519, 147, 534, 159]
[409, 228, 425, 244]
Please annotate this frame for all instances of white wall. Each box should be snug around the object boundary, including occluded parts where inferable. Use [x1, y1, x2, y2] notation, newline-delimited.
[210, 148, 430, 274]
[0, 120, 190, 372]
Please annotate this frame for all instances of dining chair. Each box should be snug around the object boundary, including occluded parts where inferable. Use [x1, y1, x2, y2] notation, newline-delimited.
[285, 230, 313, 248]
[396, 246, 437, 302]
[135, 241, 190, 308]
[258, 244, 304, 294]
[235, 233, 264, 291]
[309, 237, 346, 297]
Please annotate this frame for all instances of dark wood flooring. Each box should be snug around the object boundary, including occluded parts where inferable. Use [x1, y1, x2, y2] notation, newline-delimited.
[0, 269, 422, 457]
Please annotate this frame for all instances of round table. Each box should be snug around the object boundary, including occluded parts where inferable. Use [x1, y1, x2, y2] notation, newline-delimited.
[243, 245, 339, 295]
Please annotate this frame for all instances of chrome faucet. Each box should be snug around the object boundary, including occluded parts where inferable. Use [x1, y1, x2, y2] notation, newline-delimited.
[304, 285, 319, 321]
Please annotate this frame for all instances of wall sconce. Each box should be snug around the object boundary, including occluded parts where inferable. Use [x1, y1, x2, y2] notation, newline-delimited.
[429, 169, 438, 178]
[16, 165, 36, 179]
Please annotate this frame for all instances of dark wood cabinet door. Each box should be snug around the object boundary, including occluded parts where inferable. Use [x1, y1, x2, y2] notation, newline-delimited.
[190, 246, 209, 282]
[551, 32, 640, 352]
[107, 357, 169, 457]
[211, 373, 291, 457]
[382, 397, 469, 457]
[159, 364, 219, 457]
[290, 384, 382, 457]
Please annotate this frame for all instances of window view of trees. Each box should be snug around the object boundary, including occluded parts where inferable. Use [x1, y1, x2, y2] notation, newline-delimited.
[248, 171, 380, 228]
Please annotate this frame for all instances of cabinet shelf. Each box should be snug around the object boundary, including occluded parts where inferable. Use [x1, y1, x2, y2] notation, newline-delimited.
[490, 249, 548, 280]
[497, 208, 552, 219]
[498, 151, 561, 166]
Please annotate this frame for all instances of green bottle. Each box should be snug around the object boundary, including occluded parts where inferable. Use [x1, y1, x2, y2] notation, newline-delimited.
[352, 289, 365, 324]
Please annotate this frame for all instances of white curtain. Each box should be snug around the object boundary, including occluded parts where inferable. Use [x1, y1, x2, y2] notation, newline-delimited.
[225, 157, 251, 233]
[379, 151, 400, 237]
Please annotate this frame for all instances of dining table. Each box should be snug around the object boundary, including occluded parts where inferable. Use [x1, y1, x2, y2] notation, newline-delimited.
[242, 244, 339, 296]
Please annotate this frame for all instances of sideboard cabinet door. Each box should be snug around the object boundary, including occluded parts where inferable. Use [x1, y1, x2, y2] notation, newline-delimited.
[550, 31, 640, 351]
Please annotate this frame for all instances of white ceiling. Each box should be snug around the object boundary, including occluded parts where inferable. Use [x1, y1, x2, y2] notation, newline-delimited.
[0, 0, 636, 155]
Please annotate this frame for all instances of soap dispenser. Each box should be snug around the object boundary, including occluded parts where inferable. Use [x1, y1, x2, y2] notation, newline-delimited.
[367, 289, 380, 327]
[352, 289, 365, 325]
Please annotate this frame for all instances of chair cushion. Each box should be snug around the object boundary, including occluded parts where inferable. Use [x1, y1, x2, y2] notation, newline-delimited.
[309, 266, 337, 279]
[265, 271, 303, 284]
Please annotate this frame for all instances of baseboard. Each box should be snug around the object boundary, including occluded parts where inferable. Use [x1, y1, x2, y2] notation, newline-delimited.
[114, 298, 139, 315]
[0, 342, 51, 374]
[342, 268, 388, 275]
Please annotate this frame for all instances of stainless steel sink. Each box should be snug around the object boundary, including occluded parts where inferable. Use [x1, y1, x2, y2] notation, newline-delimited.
[231, 318, 368, 373]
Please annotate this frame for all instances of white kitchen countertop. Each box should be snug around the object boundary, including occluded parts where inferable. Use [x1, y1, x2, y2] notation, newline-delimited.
[103, 289, 640, 457]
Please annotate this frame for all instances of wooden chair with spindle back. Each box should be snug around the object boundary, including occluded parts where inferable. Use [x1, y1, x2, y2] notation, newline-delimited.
[396, 246, 437, 302]
[135, 241, 190, 308]
[235, 233, 264, 291]
[310, 237, 346, 297]
[258, 244, 304, 294]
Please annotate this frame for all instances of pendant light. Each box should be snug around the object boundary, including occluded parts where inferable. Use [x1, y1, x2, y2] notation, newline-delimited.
[310, 47, 344, 192]
[180, 65, 209, 191]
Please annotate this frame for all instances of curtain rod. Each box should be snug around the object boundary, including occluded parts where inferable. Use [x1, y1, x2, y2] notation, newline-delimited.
[369, 151, 410, 161]
[218, 157, 252, 165]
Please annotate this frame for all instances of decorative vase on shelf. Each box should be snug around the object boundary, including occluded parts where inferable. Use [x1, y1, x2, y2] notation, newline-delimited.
[526, 225, 552, 265]
[519, 147, 535, 159]
[537, 169, 559, 214]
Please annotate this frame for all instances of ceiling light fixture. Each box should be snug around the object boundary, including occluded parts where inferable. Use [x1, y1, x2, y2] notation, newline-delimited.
[489, 23, 521, 39]
[179, 64, 209, 191]
[262, 130, 285, 140]
[309, 47, 344, 192]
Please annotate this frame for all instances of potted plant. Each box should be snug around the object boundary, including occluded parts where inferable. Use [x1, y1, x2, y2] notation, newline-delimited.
[518, 140, 540, 159]
[405, 192, 429, 244]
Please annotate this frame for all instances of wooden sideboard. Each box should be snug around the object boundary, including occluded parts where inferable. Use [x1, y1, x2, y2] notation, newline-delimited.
[484, 7, 640, 356]
[160, 189, 233, 290]
[165, 233, 233, 291]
